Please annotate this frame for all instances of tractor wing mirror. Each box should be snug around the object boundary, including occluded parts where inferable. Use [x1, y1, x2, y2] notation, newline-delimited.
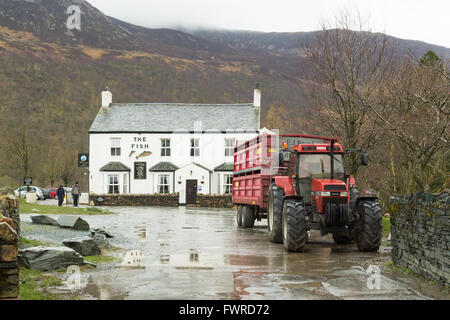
[360, 153, 369, 166]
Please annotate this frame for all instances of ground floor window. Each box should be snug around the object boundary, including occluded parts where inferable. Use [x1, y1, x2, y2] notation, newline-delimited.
[223, 174, 233, 194]
[107, 174, 120, 194]
[158, 174, 170, 194]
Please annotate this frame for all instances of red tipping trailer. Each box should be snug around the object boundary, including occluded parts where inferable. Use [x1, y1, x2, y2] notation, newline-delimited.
[232, 133, 383, 253]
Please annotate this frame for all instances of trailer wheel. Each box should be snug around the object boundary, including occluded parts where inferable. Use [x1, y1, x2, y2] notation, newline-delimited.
[236, 205, 243, 227]
[242, 205, 255, 228]
[268, 182, 284, 243]
[282, 200, 307, 252]
[356, 201, 382, 252]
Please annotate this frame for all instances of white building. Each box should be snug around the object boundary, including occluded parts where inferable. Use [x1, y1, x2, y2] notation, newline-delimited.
[88, 86, 261, 204]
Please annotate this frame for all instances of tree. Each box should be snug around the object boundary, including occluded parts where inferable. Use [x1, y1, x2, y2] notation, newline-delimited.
[58, 152, 76, 187]
[303, 10, 395, 177]
[8, 124, 33, 179]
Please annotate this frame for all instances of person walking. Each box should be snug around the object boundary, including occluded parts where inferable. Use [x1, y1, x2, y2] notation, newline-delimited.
[71, 182, 81, 207]
[56, 185, 65, 207]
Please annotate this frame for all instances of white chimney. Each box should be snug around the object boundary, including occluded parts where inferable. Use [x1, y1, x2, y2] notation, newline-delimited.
[253, 83, 261, 108]
[253, 84, 261, 130]
[102, 87, 112, 108]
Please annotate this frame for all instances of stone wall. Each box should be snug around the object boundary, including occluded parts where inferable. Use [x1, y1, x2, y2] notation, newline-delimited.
[390, 193, 449, 286]
[0, 195, 20, 299]
[191, 194, 234, 209]
[89, 194, 179, 207]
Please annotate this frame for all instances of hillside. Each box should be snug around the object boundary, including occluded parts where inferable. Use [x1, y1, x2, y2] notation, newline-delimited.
[0, 0, 448, 187]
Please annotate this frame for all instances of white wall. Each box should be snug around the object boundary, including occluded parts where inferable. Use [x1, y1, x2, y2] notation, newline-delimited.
[89, 132, 256, 198]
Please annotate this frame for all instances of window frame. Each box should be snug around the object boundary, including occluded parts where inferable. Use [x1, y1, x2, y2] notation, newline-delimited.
[107, 174, 120, 194]
[190, 138, 200, 157]
[157, 174, 170, 194]
[223, 174, 233, 194]
[123, 173, 128, 194]
[161, 138, 171, 157]
[110, 138, 121, 157]
[225, 138, 235, 157]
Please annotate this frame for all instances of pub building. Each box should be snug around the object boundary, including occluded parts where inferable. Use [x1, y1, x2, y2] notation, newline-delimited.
[88, 86, 261, 204]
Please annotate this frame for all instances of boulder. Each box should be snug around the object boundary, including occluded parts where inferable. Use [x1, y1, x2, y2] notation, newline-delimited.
[63, 238, 101, 256]
[0, 222, 17, 243]
[18, 246, 84, 271]
[57, 216, 90, 231]
[31, 215, 59, 226]
[91, 228, 113, 238]
[0, 217, 15, 230]
[91, 233, 111, 248]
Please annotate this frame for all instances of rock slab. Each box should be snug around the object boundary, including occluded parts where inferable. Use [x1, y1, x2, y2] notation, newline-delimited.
[57, 216, 90, 231]
[31, 215, 60, 226]
[18, 246, 84, 271]
[63, 238, 101, 256]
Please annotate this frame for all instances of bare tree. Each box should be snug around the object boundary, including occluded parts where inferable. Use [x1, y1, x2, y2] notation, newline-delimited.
[304, 10, 395, 177]
[8, 124, 33, 179]
[58, 152, 76, 187]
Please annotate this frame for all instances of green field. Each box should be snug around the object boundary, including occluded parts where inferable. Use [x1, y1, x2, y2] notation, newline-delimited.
[19, 198, 112, 215]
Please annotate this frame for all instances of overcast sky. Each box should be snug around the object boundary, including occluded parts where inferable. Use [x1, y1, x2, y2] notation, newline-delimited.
[88, 0, 450, 48]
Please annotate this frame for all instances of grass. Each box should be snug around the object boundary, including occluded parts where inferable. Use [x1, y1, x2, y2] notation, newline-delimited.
[18, 198, 112, 215]
[20, 236, 53, 247]
[385, 259, 413, 275]
[84, 255, 120, 264]
[382, 216, 391, 238]
[19, 268, 82, 300]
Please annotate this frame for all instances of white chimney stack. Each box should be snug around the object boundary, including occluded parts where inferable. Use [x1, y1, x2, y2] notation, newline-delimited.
[253, 83, 261, 108]
[102, 87, 112, 108]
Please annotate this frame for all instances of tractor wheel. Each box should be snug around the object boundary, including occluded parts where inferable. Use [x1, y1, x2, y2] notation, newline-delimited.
[332, 232, 355, 244]
[236, 205, 243, 227]
[267, 182, 285, 243]
[242, 205, 255, 229]
[356, 201, 382, 252]
[282, 200, 308, 252]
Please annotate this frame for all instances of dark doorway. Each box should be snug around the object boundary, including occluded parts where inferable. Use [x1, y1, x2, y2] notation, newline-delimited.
[186, 180, 198, 204]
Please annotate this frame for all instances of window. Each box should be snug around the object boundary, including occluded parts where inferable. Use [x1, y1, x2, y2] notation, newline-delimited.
[107, 174, 119, 194]
[223, 174, 233, 194]
[190, 138, 200, 157]
[161, 139, 171, 157]
[158, 174, 170, 194]
[110, 138, 121, 156]
[123, 174, 128, 194]
[225, 138, 235, 157]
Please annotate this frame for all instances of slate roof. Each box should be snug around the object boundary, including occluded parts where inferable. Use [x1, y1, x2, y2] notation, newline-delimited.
[149, 162, 179, 172]
[214, 162, 234, 171]
[89, 103, 259, 133]
[100, 162, 131, 172]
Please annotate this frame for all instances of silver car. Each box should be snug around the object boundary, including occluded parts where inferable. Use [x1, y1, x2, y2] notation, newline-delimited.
[14, 186, 44, 200]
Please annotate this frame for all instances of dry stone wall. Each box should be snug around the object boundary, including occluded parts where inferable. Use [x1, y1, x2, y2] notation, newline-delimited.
[390, 193, 449, 286]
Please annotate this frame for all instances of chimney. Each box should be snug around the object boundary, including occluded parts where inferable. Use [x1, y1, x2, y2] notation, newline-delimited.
[102, 87, 112, 108]
[253, 84, 261, 130]
[253, 83, 261, 108]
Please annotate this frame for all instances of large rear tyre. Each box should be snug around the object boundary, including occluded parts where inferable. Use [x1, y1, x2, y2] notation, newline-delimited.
[236, 205, 243, 227]
[267, 182, 284, 243]
[356, 201, 382, 252]
[242, 205, 255, 229]
[282, 200, 308, 252]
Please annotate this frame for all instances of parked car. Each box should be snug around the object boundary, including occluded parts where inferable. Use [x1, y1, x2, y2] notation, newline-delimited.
[46, 188, 58, 199]
[14, 186, 44, 200]
[39, 187, 51, 200]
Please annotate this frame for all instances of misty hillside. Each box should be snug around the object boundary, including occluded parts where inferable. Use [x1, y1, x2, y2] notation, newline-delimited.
[0, 0, 448, 187]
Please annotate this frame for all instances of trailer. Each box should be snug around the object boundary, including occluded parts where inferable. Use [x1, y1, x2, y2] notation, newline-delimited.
[232, 133, 383, 252]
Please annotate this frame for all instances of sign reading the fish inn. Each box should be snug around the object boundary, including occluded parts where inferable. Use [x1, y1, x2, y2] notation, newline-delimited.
[134, 162, 147, 180]
[131, 137, 149, 149]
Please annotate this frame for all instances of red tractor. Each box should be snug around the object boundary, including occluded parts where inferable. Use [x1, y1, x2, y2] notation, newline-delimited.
[232, 133, 382, 252]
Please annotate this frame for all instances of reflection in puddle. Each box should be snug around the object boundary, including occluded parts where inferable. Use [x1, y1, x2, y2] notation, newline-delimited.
[160, 254, 170, 263]
[189, 249, 199, 262]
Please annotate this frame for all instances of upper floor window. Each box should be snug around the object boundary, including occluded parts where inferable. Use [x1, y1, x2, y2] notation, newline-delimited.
[110, 138, 121, 156]
[225, 138, 235, 157]
[190, 138, 200, 157]
[161, 139, 171, 157]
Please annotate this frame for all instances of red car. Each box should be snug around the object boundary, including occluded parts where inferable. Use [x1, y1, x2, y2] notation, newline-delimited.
[46, 188, 58, 199]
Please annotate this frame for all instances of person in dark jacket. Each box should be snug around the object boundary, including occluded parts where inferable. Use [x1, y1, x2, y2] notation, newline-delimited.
[71, 182, 80, 207]
[56, 185, 65, 207]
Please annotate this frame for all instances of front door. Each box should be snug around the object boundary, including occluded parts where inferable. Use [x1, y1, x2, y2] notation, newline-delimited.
[186, 180, 198, 204]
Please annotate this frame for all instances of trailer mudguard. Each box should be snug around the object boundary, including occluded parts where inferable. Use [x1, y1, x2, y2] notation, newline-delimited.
[274, 176, 296, 196]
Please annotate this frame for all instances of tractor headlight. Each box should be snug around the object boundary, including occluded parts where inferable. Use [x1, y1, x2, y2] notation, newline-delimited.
[341, 192, 348, 197]
[319, 192, 331, 196]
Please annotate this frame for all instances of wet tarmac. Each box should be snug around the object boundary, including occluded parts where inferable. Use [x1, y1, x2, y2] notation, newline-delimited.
[21, 206, 449, 300]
